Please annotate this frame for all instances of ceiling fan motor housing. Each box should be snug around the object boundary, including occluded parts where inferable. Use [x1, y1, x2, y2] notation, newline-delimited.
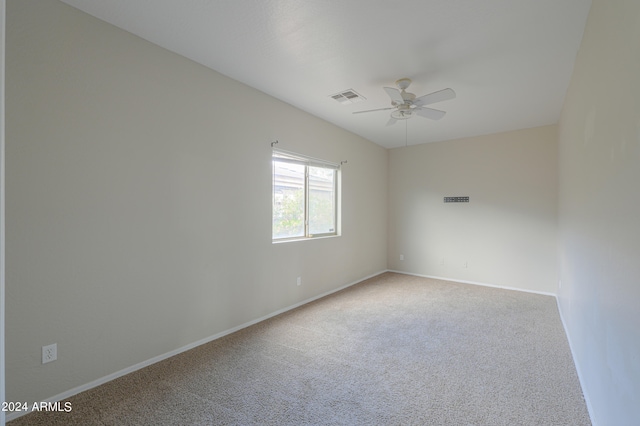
[391, 78, 416, 106]
[400, 91, 416, 103]
[390, 90, 416, 107]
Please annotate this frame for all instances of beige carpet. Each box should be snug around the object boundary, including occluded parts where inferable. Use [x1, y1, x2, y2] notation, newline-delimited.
[9, 272, 591, 425]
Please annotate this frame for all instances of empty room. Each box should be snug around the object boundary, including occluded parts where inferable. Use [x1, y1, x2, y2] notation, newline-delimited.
[1, 0, 639, 425]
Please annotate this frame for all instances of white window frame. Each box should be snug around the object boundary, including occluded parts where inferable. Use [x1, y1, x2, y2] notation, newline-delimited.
[272, 149, 339, 242]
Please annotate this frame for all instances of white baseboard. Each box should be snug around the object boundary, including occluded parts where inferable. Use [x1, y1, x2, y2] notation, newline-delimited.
[6, 269, 387, 422]
[386, 269, 557, 297]
[555, 297, 597, 426]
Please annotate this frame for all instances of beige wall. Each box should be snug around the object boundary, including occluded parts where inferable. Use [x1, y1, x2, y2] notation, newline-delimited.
[388, 125, 558, 293]
[557, 0, 640, 424]
[5, 0, 387, 404]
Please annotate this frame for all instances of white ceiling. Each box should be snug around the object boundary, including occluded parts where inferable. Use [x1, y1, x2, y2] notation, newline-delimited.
[59, 0, 592, 149]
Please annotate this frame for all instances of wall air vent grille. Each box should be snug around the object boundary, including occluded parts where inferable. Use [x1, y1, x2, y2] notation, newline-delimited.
[444, 196, 469, 203]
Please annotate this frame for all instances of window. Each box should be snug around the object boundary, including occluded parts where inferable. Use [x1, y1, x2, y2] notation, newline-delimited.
[272, 149, 339, 241]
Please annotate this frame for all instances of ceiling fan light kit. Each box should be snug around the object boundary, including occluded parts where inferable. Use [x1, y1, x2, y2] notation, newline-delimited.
[390, 109, 412, 120]
[354, 78, 456, 125]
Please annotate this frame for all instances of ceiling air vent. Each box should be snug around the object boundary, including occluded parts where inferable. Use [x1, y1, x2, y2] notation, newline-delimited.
[330, 89, 366, 105]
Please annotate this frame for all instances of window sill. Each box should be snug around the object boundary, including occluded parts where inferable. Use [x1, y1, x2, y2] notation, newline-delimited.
[272, 234, 340, 244]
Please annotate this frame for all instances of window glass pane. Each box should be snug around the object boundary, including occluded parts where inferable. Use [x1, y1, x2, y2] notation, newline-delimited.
[308, 166, 336, 235]
[273, 161, 305, 239]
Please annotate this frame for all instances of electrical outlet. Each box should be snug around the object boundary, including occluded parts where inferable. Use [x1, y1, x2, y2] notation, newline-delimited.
[42, 343, 57, 364]
[440, 258, 445, 266]
[296, 277, 301, 286]
[400, 254, 404, 261]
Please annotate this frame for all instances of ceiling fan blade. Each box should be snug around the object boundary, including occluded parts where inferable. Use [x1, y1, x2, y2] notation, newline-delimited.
[415, 107, 446, 120]
[414, 88, 456, 106]
[386, 117, 397, 127]
[383, 87, 404, 104]
[352, 107, 395, 114]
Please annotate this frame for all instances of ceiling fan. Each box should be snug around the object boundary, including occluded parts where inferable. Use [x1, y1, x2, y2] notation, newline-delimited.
[353, 78, 456, 126]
